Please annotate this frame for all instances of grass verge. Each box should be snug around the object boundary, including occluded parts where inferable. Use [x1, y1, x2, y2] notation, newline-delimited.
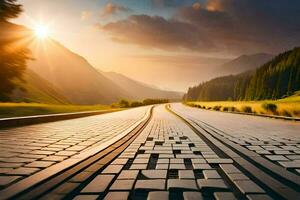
[0, 103, 119, 118]
[185, 95, 300, 118]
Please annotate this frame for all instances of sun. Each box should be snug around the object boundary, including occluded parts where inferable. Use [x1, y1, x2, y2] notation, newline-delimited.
[34, 25, 49, 39]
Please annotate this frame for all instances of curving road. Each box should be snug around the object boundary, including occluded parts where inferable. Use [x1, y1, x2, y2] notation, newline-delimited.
[0, 104, 299, 200]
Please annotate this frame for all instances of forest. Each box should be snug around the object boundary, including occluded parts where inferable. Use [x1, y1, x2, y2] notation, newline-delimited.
[184, 47, 300, 101]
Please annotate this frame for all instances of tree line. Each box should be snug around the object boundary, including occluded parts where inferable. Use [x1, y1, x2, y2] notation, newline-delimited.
[0, 0, 31, 101]
[184, 47, 300, 101]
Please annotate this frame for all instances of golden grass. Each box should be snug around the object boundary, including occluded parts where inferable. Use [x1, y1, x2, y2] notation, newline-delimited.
[186, 96, 300, 118]
[0, 103, 119, 118]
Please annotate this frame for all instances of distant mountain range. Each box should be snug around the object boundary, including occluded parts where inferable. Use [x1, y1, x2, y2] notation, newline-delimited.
[5, 23, 182, 104]
[103, 72, 183, 100]
[185, 47, 300, 101]
[217, 53, 274, 76]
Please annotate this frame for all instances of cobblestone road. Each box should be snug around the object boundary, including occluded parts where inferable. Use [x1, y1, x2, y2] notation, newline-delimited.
[0, 107, 148, 190]
[171, 103, 300, 174]
[0, 104, 299, 200]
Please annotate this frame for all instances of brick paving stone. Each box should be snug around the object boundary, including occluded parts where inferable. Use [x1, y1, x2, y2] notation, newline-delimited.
[0, 168, 13, 173]
[136, 154, 151, 159]
[42, 155, 67, 162]
[205, 159, 233, 164]
[273, 150, 293, 155]
[69, 171, 93, 183]
[117, 170, 139, 180]
[104, 192, 129, 200]
[147, 191, 169, 200]
[214, 192, 237, 200]
[111, 159, 128, 165]
[29, 150, 56, 155]
[286, 155, 300, 160]
[197, 179, 228, 189]
[233, 180, 265, 194]
[73, 195, 99, 200]
[0, 176, 21, 186]
[54, 182, 79, 194]
[159, 154, 174, 159]
[226, 173, 249, 181]
[133, 158, 149, 164]
[130, 164, 147, 170]
[170, 159, 184, 164]
[203, 170, 221, 179]
[183, 192, 203, 200]
[55, 151, 77, 156]
[1, 158, 36, 163]
[6, 167, 40, 175]
[81, 175, 114, 193]
[192, 164, 212, 170]
[110, 179, 135, 190]
[18, 154, 45, 159]
[102, 165, 123, 174]
[191, 159, 207, 164]
[169, 164, 186, 169]
[157, 159, 169, 164]
[135, 179, 166, 190]
[142, 170, 167, 179]
[167, 179, 198, 190]
[156, 164, 169, 170]
[25, 161, 55, 168]
[246, 194, 273, 200]
[220, 164, 240, 174]
[0, 163, 24, 168]
[179, 170, 195, 179]
[265, 155, 288, 161]
[278, 161, 300, 168]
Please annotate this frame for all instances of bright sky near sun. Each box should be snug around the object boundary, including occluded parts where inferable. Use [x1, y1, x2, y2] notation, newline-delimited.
[13, 0, 300, 91]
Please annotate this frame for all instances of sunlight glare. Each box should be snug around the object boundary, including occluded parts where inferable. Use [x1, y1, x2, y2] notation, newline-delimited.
[34, 25, 49, 39]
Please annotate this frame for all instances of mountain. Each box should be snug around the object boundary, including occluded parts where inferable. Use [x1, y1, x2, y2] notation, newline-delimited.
[217, 53, 274, 75]
[11, 69, 70, 104]
[27, 39, 132, 104]
[1, 22, 133, 104]
[185, 47, 300, 101]
[103, 72, 183, 100]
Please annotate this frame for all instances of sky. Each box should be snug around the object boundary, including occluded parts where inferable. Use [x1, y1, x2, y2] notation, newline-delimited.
[14, 0, 300, 91]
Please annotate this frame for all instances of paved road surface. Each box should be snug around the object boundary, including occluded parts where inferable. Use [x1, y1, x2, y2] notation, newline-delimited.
[0, 104, 299, 200]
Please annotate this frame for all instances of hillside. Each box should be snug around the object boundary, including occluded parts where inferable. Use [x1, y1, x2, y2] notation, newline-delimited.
[1, 22, 133, 105]
[28, 40, 133, 104]
[10, 69, 69, 104]
[185, 47, 300, 101]
[103, 72, 183, 100]
[217, 53, 274, 75]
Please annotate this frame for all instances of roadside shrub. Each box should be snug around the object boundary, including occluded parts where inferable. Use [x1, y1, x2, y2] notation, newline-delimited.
[223, 107, 229, 111]
[119, 99, 130, 108]
[282, 110, 292, 117]
[293, 110, 300, 117]
[241, 106, 252, 113]
[262, 103, 277, 113]
[202, 106, 206, 109]
[207, 107, 212, 110]
[229, 106, 237, 112]
[130, 101, 143, 107]
[213, 105, 222, 111]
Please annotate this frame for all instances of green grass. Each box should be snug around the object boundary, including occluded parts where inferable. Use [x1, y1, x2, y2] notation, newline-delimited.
[186, 93, 300, 118]
[0, 103, 119, 118]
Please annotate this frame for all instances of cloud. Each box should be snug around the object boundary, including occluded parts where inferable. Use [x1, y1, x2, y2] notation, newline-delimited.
[101, 15, 214, 51]
[101, 3, 130, 17]
[100, 0, 300, 54]
[81, 10, 92, 21]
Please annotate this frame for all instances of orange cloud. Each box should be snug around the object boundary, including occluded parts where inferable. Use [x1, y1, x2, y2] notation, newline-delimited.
[101, 3, 130, 17]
